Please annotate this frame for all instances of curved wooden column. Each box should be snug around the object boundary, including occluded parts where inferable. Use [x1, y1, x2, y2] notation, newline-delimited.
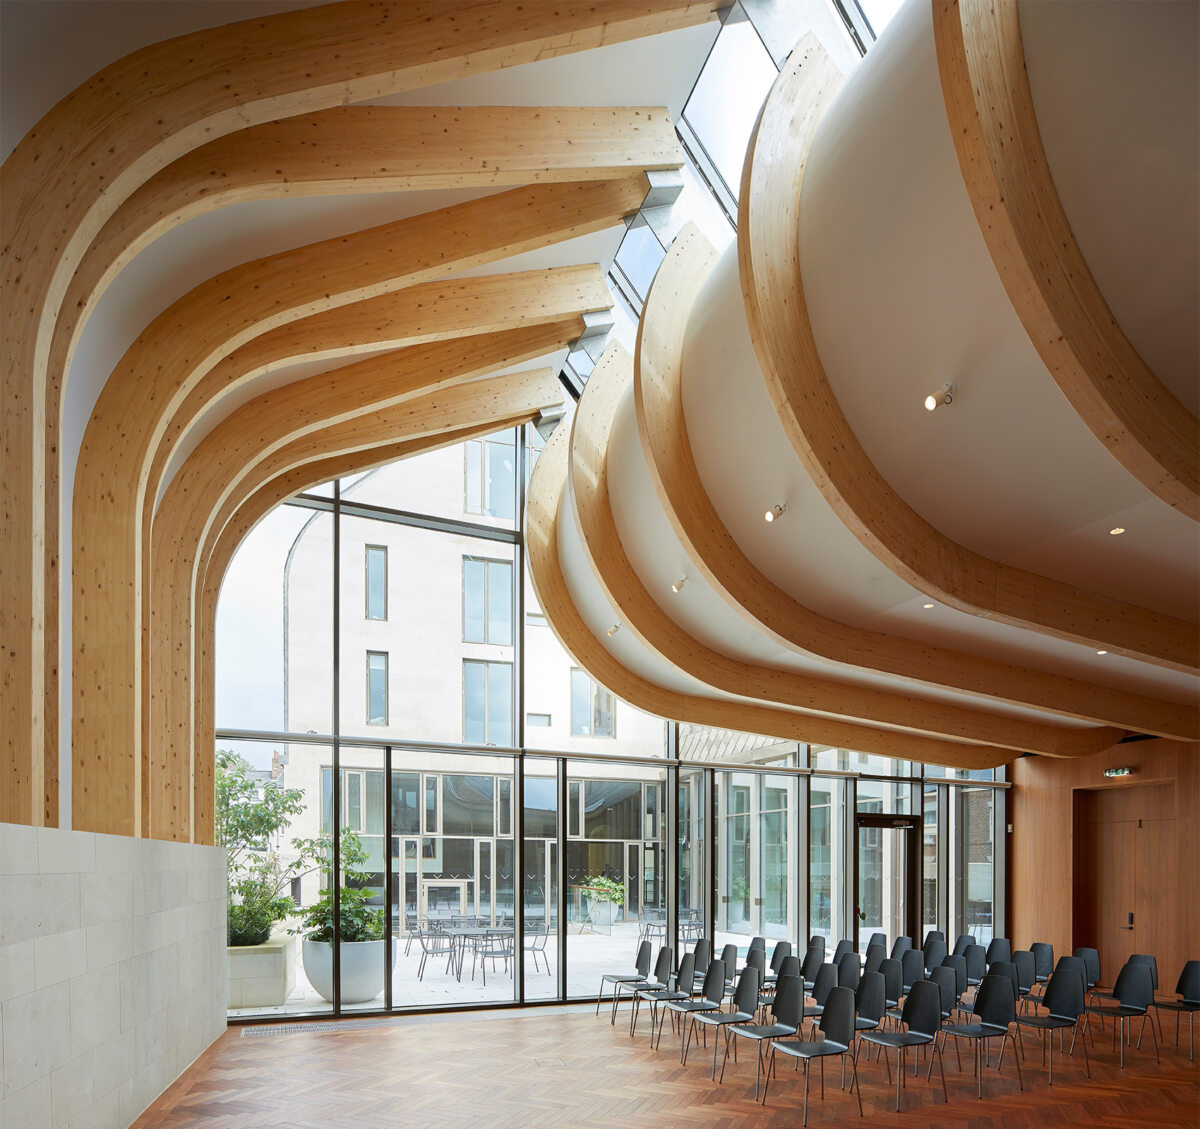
[193, 420, 535, 845]
[934, 0, 1199, 521]
[2, 0, 716, 828]
[532, 413, 1010, 770]
[640, 223, 1196, 741]
[72, 177, 644, 836]
[149, 363, 560, 841]
[741, 36, 1198, 674]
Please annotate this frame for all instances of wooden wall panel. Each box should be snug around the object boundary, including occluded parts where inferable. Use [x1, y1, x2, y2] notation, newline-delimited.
[1011, 740, 1198, 990]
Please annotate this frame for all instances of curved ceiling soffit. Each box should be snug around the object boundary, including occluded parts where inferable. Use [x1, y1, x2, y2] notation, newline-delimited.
[192, 418, 532, 844]
[570, 341, 1119, 758]
[740, 36, 1198, 676]
[2, 0, 715, 829]
[638, 222, 1196, 742]
[532, 422, 1012, 770]
[934, 0, 1199, 522]
[151, 367, 560, 842]
[72, 177, 647, 789]
[159, 264, 610, 494]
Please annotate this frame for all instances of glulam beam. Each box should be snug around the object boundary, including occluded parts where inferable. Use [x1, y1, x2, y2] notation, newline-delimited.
[934, 0, 1199, 522]
[740, 35, 1198, 675]
[573, 342, 1122, 757]
[640, 222, 1196, 741]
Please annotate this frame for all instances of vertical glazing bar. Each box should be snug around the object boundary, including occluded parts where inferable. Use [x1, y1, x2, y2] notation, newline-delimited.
[557, 757, 568, 1001]
[331, 478, 342, 1015]
[384, 744, 393, 1013]
[514, 752, 525, 999]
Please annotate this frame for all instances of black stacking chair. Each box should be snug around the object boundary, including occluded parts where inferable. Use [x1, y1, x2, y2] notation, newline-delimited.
[1030, 941, 1054, 984]
[802, 963, 839, 1035]
[929, 963, 961, 1035]
[1151, 960, 1200, 1061]
[1091, 953, 1160, 1037]
[1082, 958, 1160, 1068]
[941, 973, 1024, 1098]
[879, 957, 903, 1018]
[763, 939, 792, 986]
[867, 931, 887, 952]
[854, 969, 886, 1040]
[952, 933, 973, 958]
[900, 948, 925, 999]
[1012, 950, 1036, 1011]
[690, 938, 713, 989]
[716, 943, 739, 992]
[760, 955, 799, 1014]
[832, 938, 855, 965]
[923, 934, 948, 975]
[726, 973, 803, 1098]
[800, 940, 825, 991]
[942, 954, 969, 1018]
[666, 958, 725, 1063]
[633, 950, 693, 1041]
[986, 937, 1012, 967]
[890, 935, 913, 960]
[596, 939, 651, 1016]
[863, 942, 885, 976]
[694, 967, 759, 1080]
[613, 945, 672, 1025]
[765, 985, 863, 1125]
[964, 943, 987, 989]
[1016, 966, 1090, 1084]
[1074, 946, 1101, 992]
[837, 951, 861, 992]
[859, 978, 947, 1112]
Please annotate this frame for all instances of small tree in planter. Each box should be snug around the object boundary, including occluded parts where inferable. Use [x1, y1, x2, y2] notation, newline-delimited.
[290, 831, 387, 1004]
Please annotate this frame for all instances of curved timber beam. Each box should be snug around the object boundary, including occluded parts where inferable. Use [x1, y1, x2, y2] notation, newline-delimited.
[2, 0, 717, 828]
[740, 36, 1198, 674]
[532, 419, 1012, 770]
[639, 222, 1197, 741]
[934, 0, 1199, 521]
[193, 418, 554, 844]
[149, 363, 561, 840]
[572, 342, 1122, 757]
[73, 177, 643, 835]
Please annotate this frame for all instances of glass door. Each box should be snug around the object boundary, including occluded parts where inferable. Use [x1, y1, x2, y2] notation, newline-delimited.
[855, 815, 919, 951]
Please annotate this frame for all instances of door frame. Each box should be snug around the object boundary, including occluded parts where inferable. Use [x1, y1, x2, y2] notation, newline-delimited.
[853, 814, 921, 948]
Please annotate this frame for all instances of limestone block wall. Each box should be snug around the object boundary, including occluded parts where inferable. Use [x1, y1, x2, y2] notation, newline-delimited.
[0, 824, 226, 1129]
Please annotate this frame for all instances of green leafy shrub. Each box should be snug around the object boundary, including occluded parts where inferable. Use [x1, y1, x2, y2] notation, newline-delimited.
[585, 874, 626, 904]
[290, 831, 385, 944]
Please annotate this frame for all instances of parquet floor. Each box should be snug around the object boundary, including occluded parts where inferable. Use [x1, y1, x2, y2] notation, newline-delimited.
[134, 1003, 1199, 1128]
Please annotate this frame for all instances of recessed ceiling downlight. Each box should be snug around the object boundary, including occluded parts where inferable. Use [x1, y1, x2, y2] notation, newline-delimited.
[1109, 527, 1125, 536]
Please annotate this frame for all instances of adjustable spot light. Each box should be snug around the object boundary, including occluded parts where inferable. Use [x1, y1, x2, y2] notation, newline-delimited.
[923, 383, 955, 411]
[671, 576, 688, 594]
[606, 623, 621, 637]
[764, 503, 788, 523]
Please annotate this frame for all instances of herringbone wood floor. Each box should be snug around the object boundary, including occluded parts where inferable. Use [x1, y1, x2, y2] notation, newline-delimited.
[134, 1004, 1199, 1128]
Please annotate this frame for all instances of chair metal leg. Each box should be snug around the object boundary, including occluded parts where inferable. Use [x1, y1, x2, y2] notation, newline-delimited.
[803, 1059, 811, 1128]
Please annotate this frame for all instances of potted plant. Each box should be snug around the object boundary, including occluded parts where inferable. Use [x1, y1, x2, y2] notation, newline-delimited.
[584, 874, 625, 927]
[290, 831, 387, 1004]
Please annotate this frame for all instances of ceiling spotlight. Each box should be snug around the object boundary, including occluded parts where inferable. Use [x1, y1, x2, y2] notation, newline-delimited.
[606, 624, 621, 637]
[923, 383, 955, 411]
[1109, 527, 1125, 536]
[922, 603, 935, 610]
[671, 576, 688, 594]
[764, 503, 788, 523]
[1096, 649, 1107, 655]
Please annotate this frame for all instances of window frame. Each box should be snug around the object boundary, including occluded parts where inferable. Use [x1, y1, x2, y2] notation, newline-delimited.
[569, 667, 616, 738]
[462, 554, 513, 645]
[364, 544, 388, 621]
[365, 650, 389, 726]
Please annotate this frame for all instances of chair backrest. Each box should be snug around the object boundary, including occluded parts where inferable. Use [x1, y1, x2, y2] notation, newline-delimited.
[720, 944, 739, 981]
[1113, 959, 1153, 1011]
[692, 938, 713, 974]
[701, 959, 726, 1003]
[808, 935, 827, 959]
[1130, 953, 1158, 990]
[856, 969, 887, 1023]
[1012, 950, 1036, 992]
[937, 954, 963, 994]
[634, 940, 652, 976]
[901, 947, 925, 991]
[832, 938, 854, 965]
[973, 973, 1017, 1030]
[818, 985, 857, 1048]
[1030, 942, 1054, 980]
[880, 957, 903, 1006]
[964, 943, 987, 980]
[1054, 955, 1088, 999]
[837, 951, 861, 990]
[923, 935, 947, 973]
[1073, 946, 1101, 988]
[745, 947, 766, 975]
[777, 954, 800, 982]
[986, 937, 1012, 966]
[868, 931, 887, 951]
[733, 967, 761, 1014]
[801, 944, 824, 983]
[929, 964, 958, 1019]
[772, 975, 804, 1028]
[864, 943, 885, 975]
[769, 939, 792, 972]
[900, 978, 941, 1039]
[674, 951, 696, 993]
[651, 946, 674, 985]
[1176, 959, 1200, 1003]
[811, 962, 838, 1006]
[890, 935, 913, 960]
[1041, 967, 1085, 1020]
[990, 960, 1020, 1002]
[952, 933, 973, 957]
[748, 935, 767, 953]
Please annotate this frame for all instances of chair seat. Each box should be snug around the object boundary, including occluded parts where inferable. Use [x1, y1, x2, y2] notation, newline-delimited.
[669, 999, 722, 1015]
[695, 1008, 754, 1027]
[732, 1022, 796, 1042]
[1154, 999, 1200, 1014]
[941, 1021, 1008, 1040]
[801, 1004, 826, 1019]
[773, 1036, 851, 1061]
[854, 1017, 880, 1032]
[1084, 1002, 1147, 1020]
[1016, 1014, 1074, 1032]
[641, 988, 689, 1004]
[861, 1029, 933, 1049]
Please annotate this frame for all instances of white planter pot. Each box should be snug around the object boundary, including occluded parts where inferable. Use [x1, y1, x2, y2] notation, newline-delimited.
[590, 899, 617, 927]
[302, 938, 388, 1004]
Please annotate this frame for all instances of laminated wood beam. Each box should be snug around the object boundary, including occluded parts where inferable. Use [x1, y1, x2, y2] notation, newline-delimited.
[571, 342, 1122, 758]
[2, 0, 717, 828]
[934, 0, 1199, 522]
[146, 353, 564, 841]
[740, 35, 1198, 674]
[638, 222, 1197, 742]
[530, 421, 1012, 770]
